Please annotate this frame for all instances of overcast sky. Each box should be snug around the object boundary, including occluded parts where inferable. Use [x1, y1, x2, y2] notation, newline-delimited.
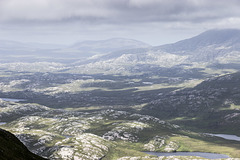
[1, 0, 240, 45]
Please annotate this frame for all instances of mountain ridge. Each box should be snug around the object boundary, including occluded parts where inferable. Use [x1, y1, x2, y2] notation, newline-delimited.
[1, 29, 240, 71]
[158, 29, 240, 52]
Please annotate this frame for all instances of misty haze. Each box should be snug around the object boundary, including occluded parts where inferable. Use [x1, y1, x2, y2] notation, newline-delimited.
[0, 1, 240, 160]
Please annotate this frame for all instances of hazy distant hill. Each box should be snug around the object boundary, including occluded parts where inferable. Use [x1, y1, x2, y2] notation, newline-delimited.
[1, 29, 240, 73]
[159, 29, 240, 53]
[0, 40, 65, 50]
[0, 38, 151, 63]
[70, 38, 151, 53]
[70, 29, 240, 74]
[156, 29, 240, 62]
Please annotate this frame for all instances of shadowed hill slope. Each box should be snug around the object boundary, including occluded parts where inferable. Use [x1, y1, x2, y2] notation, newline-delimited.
[0, 128, 47, 160]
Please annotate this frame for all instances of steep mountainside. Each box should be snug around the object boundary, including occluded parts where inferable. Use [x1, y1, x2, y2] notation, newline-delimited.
[0, 128, 47, 160]
[159, 29, 240, 53]
[156, 29, 240, 62]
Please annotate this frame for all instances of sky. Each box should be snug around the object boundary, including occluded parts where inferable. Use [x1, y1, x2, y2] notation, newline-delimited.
[1, 0, 240, 45]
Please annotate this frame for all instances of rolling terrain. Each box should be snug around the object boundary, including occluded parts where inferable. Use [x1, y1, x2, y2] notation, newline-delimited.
[1, 29, 240, 159]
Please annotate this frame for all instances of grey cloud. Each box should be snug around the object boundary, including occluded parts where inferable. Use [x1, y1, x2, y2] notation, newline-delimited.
[0, 0, 240, 24]
[1, 0, 240, 46]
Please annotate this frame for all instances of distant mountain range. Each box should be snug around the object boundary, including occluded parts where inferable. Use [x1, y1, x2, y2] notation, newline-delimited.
[0, 38, 151, 63]
[1, 29, 240, 73]
[67, 29, 240, 74]
[157, 29, 240, 62]
[70, 38, 151, 53]
[159, 29, 240, 53]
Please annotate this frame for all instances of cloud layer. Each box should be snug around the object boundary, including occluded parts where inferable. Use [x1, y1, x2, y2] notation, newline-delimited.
[0, 0, 240, 24]
[1, 0, 240, 45]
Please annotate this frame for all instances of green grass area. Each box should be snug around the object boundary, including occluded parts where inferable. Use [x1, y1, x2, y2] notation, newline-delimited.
[134, 79, 203, 92]
[65, 106, 111, 111]
[220, 103, 240, 110]
[102, 132, 240, 159]
[229, 103, 240, 110]
[172, 135, 240, 158]
[130, 103, 148, 111]
[202, 68, 236, 76]
[103, 141, 152, 160]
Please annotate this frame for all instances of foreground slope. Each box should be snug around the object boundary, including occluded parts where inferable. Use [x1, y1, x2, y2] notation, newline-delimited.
[0, 128, 47, 160]
[1, 100, 240, 159]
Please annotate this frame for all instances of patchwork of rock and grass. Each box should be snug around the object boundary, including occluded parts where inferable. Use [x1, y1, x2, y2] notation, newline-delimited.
[171, 135, 240, 158]
[0, 67, 208, 109]
[0, 100, 177, 159]
[1, 99, 240, 159]
[2, 29, 240, 160]
[0, 68, 240, 159]
[142, 72, 240, 135]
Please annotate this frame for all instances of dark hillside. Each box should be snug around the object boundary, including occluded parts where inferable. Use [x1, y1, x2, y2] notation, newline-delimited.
[142, 72, 240, 134]
[0, 128, 47, 160]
